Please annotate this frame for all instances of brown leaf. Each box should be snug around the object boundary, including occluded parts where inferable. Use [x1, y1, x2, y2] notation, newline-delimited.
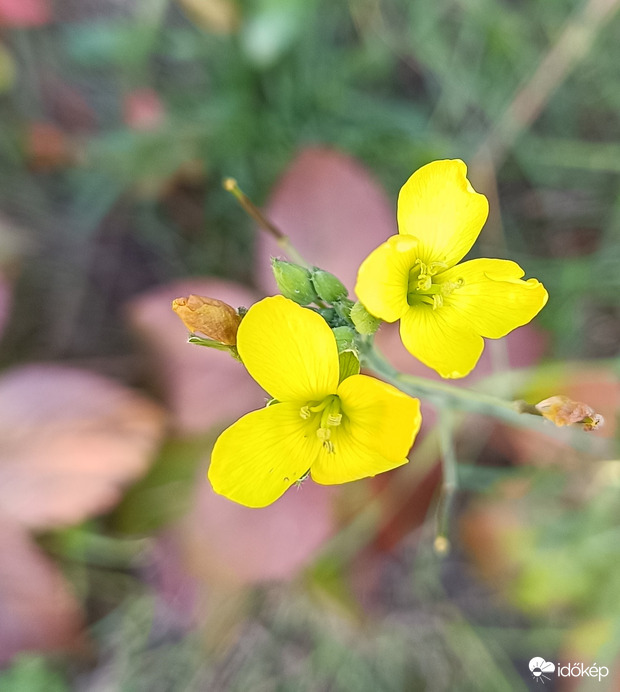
[0, 512, 84, 664]
[255, 147, 396, 295]
[126, 279, 266, 435]
[0, 364, 166, 530]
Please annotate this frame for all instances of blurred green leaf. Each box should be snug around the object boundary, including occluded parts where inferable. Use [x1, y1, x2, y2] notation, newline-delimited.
[0, 656, 68, 692]
[112, 435, 212, 534]
[63, 22, 158, 67]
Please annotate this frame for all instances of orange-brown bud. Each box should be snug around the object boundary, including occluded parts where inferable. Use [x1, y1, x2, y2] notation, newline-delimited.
[535, 395, 604, 431]
[171, 295, 241, 345]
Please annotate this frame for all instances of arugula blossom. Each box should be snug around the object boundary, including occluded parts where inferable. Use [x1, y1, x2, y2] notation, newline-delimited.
[355, 159, 549, 378]
[208, 296, 421, 507]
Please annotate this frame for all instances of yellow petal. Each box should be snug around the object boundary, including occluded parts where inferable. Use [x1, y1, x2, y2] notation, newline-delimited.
[397, 160, 489, 268]
[237, 295, 339, 402]
[438, 258, 549, 338]
[354, 235, 420, 322]
[209, 402, 321, 507]
[399, 304, 484, 378]
[311, 374, 421, 484]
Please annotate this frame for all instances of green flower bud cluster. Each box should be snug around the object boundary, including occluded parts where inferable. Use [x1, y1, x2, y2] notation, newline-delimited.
[310, 268, 348, 303]
[271, 259, 349, 305]
[270, 259, 381, 365]
[271, 259, 318, 305]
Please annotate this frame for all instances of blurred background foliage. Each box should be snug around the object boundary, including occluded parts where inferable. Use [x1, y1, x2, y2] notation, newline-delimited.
[0, 0, 620, 690]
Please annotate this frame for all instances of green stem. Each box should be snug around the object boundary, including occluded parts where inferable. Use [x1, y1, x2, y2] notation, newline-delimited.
[436, 407, 458, 554]
[362, 344, 549, 432]
[223, 178, 308, 267]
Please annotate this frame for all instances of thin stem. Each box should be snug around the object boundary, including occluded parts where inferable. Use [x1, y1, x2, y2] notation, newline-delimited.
[223, 178, 308, 267]
[435, 408, 458, 555]
[362, 344, 553, 434]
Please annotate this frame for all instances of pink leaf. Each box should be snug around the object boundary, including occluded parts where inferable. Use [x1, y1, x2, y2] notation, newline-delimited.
[255, 147, 396, 294]
[126, 279, 266, 435]
[123, 88, 166, 132]
[175, 475, 337, 585]
[0, 364, 166, 530]
[0, 513, 84, 664]
[0, 0, 50, 26]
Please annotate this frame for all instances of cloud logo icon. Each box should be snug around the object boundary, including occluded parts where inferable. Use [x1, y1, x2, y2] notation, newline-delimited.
[529, 658, 555, 682]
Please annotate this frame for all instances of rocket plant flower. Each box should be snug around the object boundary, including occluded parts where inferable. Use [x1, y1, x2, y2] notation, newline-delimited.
[208, 295, 421, 507]
[355, 159, 549, 378]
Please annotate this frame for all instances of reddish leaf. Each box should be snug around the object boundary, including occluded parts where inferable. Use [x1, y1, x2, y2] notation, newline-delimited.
[25, 122, 74, 171]
[0, 364, 166, 530]
[0, 0, 50, 26]
[0, 271, 11, 341]
[126, 279, 266, 435]
[0, 513, 84, 664]
[123, 88, 166, 132]
[255, 147, 396, 294]
[174, 473, 337, 585]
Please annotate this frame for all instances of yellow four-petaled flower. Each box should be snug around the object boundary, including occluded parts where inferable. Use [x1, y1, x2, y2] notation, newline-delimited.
[209, 295, 421, 507]
[355, 159, 549, 378]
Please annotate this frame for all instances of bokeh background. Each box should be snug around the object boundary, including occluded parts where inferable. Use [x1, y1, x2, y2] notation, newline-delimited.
[1, 0, 620, 690]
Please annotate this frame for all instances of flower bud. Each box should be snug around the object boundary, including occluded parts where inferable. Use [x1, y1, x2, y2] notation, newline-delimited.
[350, 301, 381, 335]
[535, 395, 604, 431]
[171, 295, 241, 345]
[271, 259, 318, 305]
[311, 268, 348, 303]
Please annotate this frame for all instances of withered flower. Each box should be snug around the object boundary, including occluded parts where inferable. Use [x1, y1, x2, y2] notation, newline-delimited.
[171, 295, 241, 346]
[535, 395, 604, 432]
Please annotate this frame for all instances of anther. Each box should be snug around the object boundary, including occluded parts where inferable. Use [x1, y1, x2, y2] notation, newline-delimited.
[327, 412, 342, 426]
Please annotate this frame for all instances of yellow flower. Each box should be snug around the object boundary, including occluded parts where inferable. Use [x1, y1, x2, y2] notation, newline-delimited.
[355, 159, 549, 378]
[208, 295, 421, 507]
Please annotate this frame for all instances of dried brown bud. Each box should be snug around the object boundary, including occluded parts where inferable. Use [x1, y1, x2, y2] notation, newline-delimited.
[535, 395, 604, 431]
[171, 295, 241, 345]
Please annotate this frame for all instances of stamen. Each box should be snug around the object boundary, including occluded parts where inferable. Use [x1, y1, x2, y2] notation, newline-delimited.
[311, 395, 342, 452]
[417, 274, 432, 291]
[316, 427, 331, 441]
[428, 261, 448, 275]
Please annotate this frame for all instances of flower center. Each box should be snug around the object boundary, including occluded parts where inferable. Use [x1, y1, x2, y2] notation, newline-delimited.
[299, 394, 342, 454]
[407, 260, 462, 309]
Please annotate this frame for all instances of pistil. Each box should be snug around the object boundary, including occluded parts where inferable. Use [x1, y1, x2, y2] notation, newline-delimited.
[299, 395, 343, 453]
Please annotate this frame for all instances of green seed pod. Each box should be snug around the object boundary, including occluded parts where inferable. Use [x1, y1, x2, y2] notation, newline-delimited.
[311, 267, 348, 303]
[271, 259, 318, 305]
[332, 325, 356, 352]
[350, 301, 381, 335]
